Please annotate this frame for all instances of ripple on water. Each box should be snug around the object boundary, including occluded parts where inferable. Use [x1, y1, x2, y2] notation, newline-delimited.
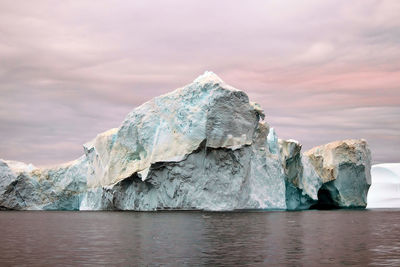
[0, 209, 399, 266]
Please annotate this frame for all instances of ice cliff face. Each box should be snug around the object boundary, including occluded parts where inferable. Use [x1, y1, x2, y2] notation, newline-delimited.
[0, 157, 87, 210]
[0, 72, 372, 211]
[84, 73, 262, 188]
[304, 140, 371, 208]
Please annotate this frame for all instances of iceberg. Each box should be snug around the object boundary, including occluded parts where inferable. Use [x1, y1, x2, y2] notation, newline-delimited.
[0, 72, 372, 211]
[367, 163, 400, 208]
[304, 139, 371, 209]
[0, 157, 87, 210]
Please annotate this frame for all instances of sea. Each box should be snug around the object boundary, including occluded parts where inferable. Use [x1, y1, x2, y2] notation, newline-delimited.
[0, 209, 399, 266]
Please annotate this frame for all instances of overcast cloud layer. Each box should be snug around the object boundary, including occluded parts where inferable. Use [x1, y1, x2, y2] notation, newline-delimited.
[1, 0, 399, 166]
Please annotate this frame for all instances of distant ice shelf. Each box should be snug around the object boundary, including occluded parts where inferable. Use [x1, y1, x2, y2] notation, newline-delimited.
[367, 163, 400, 208]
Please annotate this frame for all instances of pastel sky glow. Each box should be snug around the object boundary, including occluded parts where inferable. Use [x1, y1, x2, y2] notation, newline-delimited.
[1, 0, 399, 166]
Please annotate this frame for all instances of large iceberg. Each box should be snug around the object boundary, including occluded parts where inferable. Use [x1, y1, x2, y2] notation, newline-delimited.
[0, 72, 372, 211]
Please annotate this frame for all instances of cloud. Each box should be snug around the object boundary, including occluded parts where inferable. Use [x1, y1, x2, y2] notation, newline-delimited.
[0, 0, 399, 165]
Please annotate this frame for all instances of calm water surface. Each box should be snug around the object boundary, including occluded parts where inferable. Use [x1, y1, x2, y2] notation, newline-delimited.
[0, 209, 399, 266]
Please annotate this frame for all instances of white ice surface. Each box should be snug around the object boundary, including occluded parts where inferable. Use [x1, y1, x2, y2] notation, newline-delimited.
[367, 163, 400, 208]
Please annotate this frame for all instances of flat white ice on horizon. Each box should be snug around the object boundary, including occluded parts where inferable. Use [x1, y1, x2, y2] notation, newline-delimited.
[367, 163, 400, 208]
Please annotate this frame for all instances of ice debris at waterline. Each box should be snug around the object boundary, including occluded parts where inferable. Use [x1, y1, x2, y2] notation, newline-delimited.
[0, 72, 372, 211]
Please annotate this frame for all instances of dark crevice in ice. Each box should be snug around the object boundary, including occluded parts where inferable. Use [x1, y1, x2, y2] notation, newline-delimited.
[310, 186, 340, 210]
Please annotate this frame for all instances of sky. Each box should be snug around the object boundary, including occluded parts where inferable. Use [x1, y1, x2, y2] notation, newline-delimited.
[0, 0, 399, 166]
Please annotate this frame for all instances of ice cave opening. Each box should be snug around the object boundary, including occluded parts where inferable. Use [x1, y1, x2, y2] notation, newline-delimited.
[310, 186, 339, 210]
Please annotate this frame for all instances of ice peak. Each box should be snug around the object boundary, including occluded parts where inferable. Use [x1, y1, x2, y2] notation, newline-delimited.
[193, 71, 224, 85]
